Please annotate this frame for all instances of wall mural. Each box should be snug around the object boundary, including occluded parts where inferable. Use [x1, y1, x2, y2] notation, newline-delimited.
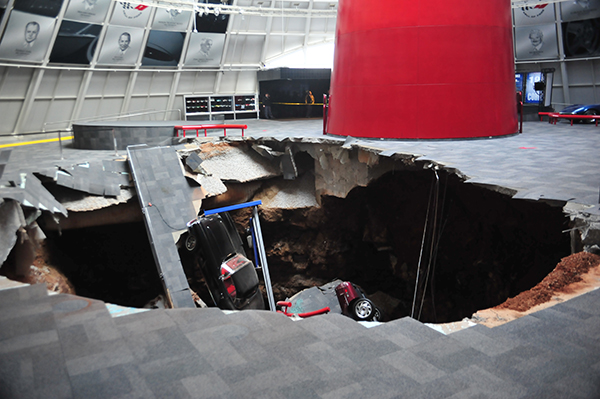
[0, 10, 56, 62]
[64, 0, 111, 24]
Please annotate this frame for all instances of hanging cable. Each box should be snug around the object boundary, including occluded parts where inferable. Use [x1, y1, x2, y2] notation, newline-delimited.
[428, 171, 448, 322]
[411, 172, 435, 319]
[418, 168, 440, 321]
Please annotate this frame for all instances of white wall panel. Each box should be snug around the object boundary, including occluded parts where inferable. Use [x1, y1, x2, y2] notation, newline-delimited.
[570, 86, 596, 104]
[46, 99, 77, 129]
[128, 95, 169, 116]
[86, 72, 110, 97]
[0, 68, 34, 99]
[80, 97, 124, 120]
[567, 62, 594, 85]
[226, 35, 264, 64]
[103, 72, 130, 96]
[177, 71, 217, 94]
[235, 71, 258, 93]
[149, 73, 175, 95]
[57, 70, 86, 98]
[132, 73, 153, 95]
[218, 71, 239, 93]
[24, 99, 76, 132]
[0, 101, 23, 134]
[36, 70, 61, 98]
[22, 100, 51, 132]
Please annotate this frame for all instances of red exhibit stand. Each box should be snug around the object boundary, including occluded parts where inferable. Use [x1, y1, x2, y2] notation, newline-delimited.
[326, 0, 518, 139]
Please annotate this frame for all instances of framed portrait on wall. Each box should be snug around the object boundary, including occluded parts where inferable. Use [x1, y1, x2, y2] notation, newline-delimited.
[0, 10, 56, 62]
[513, 3, 556, 26]
[152, 8, 191, 31]
[13, 0, 64, 18]
[64, 0, 111, 24]
[50, 20, 101, 64]
[184, 32, 225, 67]
[142, 30, 185, 67]
[96, 25, 144, 65]
[515, 24, 559, 60]
[561, 0, 600, 22]
[110, 1, 151, 28]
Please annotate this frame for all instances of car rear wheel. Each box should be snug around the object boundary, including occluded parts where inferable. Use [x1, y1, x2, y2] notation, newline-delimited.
[185, 234, 197, 252]
[352, 298, 374, 320]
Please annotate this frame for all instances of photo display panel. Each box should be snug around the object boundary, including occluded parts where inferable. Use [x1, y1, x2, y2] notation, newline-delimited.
[0, 10, 56, 62]
[184, 31, 225, 67]
[562, 17, 600, 57]
[152, 8, 191, 31]
[13, 0, 64, 18]
[50, 20, 101, 64]
[515, 23, 559, 60]
[194, 0, 231, 33]
[561, 0, 600, 22]
[142, 30, 184, 66]
[64, 0, 111, 24]
[513, 3, 556, 26]
[524, 72, 543, 104]
[110, 1, 151, 28]
[96, 25, 144, 65]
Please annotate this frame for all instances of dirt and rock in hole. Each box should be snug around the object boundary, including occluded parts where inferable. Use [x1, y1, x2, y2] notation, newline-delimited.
[233, 169, 572, 323]
[26, 169, 574, 323]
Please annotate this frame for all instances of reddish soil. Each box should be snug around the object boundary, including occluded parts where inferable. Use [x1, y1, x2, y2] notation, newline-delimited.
[495, 252, 600, 312]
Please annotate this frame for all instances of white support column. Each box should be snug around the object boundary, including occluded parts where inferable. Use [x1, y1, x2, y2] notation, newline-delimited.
[259, 2, 276, 66]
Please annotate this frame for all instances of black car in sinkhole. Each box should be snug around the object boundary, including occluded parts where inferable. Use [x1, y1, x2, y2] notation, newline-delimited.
[178, 212, 265, 311]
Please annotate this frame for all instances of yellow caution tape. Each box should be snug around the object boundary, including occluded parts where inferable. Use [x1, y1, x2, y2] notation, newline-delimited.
[0, 135, 74, 149]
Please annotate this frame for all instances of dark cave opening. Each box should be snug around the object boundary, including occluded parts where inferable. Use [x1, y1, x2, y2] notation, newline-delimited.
[249, 169, 572, 323]
[35, 168, 571, 323]
[42, 222, 163, 308]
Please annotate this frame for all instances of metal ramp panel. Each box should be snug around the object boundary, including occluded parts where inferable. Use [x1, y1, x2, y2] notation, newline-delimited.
[127, 145, 196, 308]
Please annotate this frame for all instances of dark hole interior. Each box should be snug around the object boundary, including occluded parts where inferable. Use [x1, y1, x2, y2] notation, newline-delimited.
[39, 168, 571, 323]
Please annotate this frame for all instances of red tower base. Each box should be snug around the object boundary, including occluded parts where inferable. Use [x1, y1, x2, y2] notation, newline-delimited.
[327, 0, 518, 139]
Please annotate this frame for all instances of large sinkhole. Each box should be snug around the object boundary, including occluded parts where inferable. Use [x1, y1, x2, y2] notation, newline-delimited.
[40, 167, 571, 323]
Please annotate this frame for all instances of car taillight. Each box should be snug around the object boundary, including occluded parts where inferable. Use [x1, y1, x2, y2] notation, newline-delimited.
[223, 276, 236, 299]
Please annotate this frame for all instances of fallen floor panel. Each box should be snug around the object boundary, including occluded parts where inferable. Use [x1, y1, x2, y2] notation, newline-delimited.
[127, 145, 197, 308]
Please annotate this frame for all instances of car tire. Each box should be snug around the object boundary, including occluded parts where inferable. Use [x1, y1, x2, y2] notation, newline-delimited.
[584, 109, 598, 123]
[352, 298, 374, 320]
[185, 233, 197, 252]
[373, 307, 382, 322]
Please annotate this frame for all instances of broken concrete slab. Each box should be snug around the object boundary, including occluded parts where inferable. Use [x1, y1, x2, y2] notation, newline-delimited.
[0, 199, 25, 266]
[0, 173, 67, 216]
[185, 152, 205, 173]
[197, 142, 281, 182]
[281, 146, 298, 180]
[253, 173, 318, 210]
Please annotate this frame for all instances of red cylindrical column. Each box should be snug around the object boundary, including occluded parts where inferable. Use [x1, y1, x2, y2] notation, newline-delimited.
[327, 0, 517, 139]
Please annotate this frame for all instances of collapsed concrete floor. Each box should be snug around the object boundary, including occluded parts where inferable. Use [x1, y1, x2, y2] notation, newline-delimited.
[3, 137, 590, 324]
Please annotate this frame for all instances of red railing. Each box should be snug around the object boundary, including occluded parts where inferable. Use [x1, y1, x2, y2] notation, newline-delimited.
[174, 124, 248, 138]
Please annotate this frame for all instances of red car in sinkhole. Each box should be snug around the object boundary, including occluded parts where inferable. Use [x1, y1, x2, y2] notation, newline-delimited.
[335, 281, 382, 322]
[178, 212, 265, 311]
